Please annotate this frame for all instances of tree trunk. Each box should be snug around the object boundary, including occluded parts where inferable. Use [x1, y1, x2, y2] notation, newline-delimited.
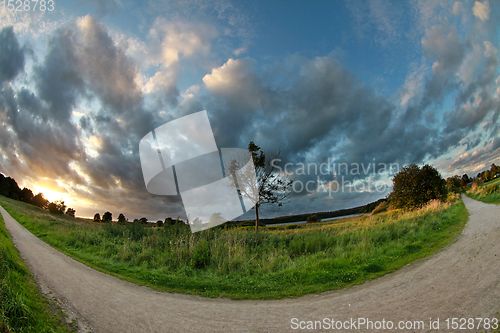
[255, 203, 259, 233]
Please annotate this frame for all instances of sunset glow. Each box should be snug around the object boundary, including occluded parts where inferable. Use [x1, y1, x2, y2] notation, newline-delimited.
[33, 185, 74, 206]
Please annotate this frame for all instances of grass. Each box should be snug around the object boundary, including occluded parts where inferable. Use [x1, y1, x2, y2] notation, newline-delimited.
[0, 211, 72, 332]
[466, 177, 500, 204]
[0, 195, 469, 300]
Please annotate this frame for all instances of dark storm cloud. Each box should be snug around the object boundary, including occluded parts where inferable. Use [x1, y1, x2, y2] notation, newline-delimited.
[411, 23, 466, 119]
[0, 20, 168, 220]
[202, 56, 429, 177]
[0, 83, 86, 185]
[197, 15, 499, 214]
[0, 26, 25, 84]
[76, 16, 143, 114]
[35, 28, 85, 124]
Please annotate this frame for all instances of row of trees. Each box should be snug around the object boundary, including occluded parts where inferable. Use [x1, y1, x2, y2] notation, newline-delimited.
[92, 211, 184, 227]
[0, 173, 76, 217]
[476, 163, 500, 183]
[387, 163, 499, 210]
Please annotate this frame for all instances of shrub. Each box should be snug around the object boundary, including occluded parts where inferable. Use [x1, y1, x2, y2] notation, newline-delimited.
[306, 214, 321, 223]
[65, 208, 76, 217]
[47, 200, 66, 214]
[191, 239, 211, 268]
[388, 164, 447, 210]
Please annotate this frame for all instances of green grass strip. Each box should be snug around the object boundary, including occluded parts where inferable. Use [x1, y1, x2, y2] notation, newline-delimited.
[0, 209, 72, 332]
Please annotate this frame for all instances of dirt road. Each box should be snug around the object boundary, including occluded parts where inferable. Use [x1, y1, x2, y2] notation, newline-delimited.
[1, 194, 499, 332]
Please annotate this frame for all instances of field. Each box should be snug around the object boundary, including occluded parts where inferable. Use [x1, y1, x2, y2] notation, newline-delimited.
[0, 194, 468, 300]
[466, 177, 500, 204]
[0, 212, 72, 332]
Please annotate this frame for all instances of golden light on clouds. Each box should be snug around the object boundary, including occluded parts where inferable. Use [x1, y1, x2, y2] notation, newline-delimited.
[33, 185, 74, 205]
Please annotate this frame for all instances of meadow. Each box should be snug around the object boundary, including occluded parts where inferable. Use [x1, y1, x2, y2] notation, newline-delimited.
[0, 213, 72, 332]
[0, 194, 468, 300]
[466, 177, 500, 204]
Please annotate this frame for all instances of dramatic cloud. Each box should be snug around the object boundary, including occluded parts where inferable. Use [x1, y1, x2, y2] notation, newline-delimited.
[0, 1, 499, 220]
[35, 27, 84, 124]
[0, 26, 25, 84]
[76, 16, 143, 113]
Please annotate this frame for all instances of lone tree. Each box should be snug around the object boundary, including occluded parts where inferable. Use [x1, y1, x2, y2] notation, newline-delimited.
[93, 213, 101, 222]
[102, 211, 112, 223]
[388, 164, 447, 210]
[226, 141, 293, 232]
[117, 213, 127, 224]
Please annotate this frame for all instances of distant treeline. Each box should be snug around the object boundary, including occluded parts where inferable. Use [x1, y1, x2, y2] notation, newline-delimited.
[229, 198, 386, 227]
[91, 211, 185, 227]
[0, 173, 76, 217]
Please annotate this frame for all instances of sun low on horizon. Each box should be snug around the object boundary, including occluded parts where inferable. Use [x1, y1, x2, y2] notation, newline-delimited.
[32, 184, 74, 206]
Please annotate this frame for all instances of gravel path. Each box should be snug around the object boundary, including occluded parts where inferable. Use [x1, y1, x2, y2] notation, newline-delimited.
[1, 194, 499, 332]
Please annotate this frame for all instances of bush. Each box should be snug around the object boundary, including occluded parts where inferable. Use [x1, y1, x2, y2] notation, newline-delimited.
[65, 208, 76, 217]
[306, 214, 321, 223]
[388, 164, 447, 210]
[191, 239, 210, 268]
[47, 200, 66, 214]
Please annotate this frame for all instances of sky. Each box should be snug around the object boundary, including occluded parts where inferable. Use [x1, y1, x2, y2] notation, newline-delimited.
[0, 0, 499, 221]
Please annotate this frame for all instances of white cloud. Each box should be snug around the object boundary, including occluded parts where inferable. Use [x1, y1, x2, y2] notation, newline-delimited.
[0, 9, 66, 38]
[148, 18, 217, 68]
[472, 1, 490, 21]
[400, 60, 428, 107]
[483, 41, 497, 57]
[203, 58, 264, 109]
[180, 85, 200, 100]
[202, 58, 265, 107]
[233, 47, 247, 56]
[143, 70, 177, 94]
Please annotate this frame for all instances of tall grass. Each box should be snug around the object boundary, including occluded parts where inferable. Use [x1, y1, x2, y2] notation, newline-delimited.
[467, 177, 500, 204]
[0, 212, 71, 332]
[0, 195, 468, 300]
